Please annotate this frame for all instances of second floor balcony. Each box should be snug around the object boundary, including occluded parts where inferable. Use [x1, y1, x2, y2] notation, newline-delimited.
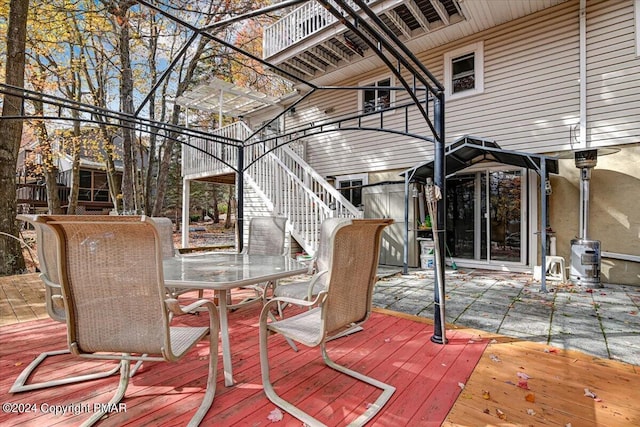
[263, 0, 465, 80]
[263, 0, 567, 83]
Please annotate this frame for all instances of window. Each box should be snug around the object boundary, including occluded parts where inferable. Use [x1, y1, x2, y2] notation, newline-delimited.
[444, 42, 484, 99]
[336, 174, 367, 208]
[78, 170, 110, 202]
[361, 77, 392, 113]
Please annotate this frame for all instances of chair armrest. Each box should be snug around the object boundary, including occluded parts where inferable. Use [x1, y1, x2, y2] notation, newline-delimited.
[307, 270, 328, 300]
[262, 291, 327, 314]
[166, 298, 219, 318]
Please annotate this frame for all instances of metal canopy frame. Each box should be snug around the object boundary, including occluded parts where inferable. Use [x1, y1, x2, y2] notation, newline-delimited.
[402, 135, 559, 292]
[2, 0, 448, 341]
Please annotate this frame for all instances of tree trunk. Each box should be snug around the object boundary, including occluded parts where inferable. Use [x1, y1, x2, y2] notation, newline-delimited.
[111, 1, 137, 213]
[224, 190, 235, 229]
[0, 0, 29, 275]
[211, 188, 220, 223]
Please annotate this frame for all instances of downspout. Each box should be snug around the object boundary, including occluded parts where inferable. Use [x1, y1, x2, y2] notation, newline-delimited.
[579, 0, 587, 148]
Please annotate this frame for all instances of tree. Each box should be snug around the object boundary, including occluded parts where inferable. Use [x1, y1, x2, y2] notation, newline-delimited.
[0, 0, 29, 275]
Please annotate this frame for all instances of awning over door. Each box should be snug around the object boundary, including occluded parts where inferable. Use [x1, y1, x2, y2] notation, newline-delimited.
[402, 135, 559, 181]
[399, 135, 559, 292]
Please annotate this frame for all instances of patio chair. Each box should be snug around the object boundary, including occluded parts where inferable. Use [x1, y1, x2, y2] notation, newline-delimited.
[259, 218, 394, 426]
[152, 216, 205, 299]
[31, 215, 219, 426]
[10, 215, 127, 393]
[227, 216, 287, 309]
[273, 217, 351, 318]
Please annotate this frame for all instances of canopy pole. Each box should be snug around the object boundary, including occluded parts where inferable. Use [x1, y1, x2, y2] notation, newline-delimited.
[431, 93, 447, 344]
[403, 174, 410, 274]
[237, 145, 244, 253]
[426, 178, 445, 344]
[540, 158, 548, 292]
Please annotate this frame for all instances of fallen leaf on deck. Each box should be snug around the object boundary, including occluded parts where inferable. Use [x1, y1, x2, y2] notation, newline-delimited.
[489, 354, 501, 362]
[490, 339, 498, 344]
[496, 408, 507, 420]
[525, 393, 536, 403]
[482, 390, 491, 400]
[584, 388, 596, 398]
[483, 408, 490, 414]
[544, 347, 559, 354]
[458, 382, 465, 390]
[267, 408, 283, 422]
[384, 338, 391, 343]
[14, 362, 22, 367]
[517, 372, 530, 380]
[527, 409, 536, 416]
[517, 380, 530, 390]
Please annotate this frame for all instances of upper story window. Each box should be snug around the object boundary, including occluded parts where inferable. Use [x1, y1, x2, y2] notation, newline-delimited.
[361, 77, 393, 113]
[444, 42, 484, 99]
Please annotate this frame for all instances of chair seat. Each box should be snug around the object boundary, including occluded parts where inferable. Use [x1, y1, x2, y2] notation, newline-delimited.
[269, 307, 322, 346]
[170, 326, 210, 358]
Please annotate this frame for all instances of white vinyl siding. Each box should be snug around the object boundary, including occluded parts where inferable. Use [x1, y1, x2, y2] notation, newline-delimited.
[586, 0, 640, 147]
[636, 0, 640, 56]
[293, 0, 639, 178]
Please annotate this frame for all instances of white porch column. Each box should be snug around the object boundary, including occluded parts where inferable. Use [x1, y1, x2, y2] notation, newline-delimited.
[181, 179, 191, 248]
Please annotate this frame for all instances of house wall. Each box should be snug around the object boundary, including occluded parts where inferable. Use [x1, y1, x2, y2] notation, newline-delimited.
[550, 144, 640, 285]
[283, 0, 639, 283]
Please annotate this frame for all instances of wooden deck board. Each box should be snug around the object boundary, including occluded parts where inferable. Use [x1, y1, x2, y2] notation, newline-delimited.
[0, 304, 486, 426]
[2, 274, 638, 426]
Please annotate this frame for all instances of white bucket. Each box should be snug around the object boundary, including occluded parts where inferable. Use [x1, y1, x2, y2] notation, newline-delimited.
[420, 254, 435, 270]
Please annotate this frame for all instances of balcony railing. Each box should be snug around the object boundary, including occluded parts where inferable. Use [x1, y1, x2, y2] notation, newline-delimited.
[263, 0, 373, 58]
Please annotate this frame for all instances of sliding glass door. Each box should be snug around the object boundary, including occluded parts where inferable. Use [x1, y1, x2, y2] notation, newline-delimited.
[446, 169, 524, 264]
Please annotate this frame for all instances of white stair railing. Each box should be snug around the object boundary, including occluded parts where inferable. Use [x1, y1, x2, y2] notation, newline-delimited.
[246, 143, 362, 254]
[182, 121, 362, 255]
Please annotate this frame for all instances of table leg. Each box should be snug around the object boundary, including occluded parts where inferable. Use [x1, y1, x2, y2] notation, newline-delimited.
[216, 289, 234, 386]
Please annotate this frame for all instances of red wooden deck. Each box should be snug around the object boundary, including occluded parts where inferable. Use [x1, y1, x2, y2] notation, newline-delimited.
[0, 301, 487, 426]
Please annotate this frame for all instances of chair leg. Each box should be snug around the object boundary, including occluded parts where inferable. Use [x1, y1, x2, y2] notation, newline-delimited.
[327, 325, 364, 342]
[260, 324, 394, 427]
[80, 359, 131, 427]
[259, 319, 322, 426]
[320, 344, 395, 426]
[187, 323, 218, 427]
[10, 349, 121, 393]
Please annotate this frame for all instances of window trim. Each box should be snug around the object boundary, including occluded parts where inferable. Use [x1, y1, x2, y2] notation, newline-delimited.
[336, 173, 368, 208]
[444, 41, 484, 100]
[358, 75, 395, 114]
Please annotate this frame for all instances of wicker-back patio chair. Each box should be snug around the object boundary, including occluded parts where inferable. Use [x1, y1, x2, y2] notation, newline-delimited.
[258, 218, 394, 426]
[273, 217, 351, 318]
[31, 215, 219, 426]
[228, 216, 287, 309]
[10, 215, 127, 393]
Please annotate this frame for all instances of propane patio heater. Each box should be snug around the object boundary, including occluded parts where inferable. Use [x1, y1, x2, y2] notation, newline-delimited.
[569, 149, 601, 286]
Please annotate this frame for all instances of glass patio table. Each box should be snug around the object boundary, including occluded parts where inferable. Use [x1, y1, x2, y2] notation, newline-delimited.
[163, 253, 308, 386]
